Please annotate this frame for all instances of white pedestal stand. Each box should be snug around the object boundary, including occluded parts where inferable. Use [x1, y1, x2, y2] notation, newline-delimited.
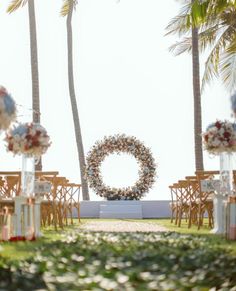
[34, 197, 43, 237]
[211, 195, 227, 234]
[14, 196, 27, 236]
[211, 152, 233, 235]
[13, 154, 43, 239]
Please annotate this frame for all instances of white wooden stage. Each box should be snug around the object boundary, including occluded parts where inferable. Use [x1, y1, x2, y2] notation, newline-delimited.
[80, 200, 171, 219]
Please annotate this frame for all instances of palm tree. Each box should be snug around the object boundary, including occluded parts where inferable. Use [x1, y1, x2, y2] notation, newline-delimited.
[8, 0, 42, 170]
[166, 0, 204, 171]
[192, 20, 204, 171]
[61, 0, 90, 200]
[168, 0, 236, 93]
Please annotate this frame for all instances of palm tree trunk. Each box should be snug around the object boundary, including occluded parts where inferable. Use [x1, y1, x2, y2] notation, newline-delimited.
[28, 0, 42, 171]
[67, 0, 90, 200]
[192, 25, 204, 171]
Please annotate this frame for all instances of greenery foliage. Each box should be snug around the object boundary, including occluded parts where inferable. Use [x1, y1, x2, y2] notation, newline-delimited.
[0, 230, 236, 290]
[166, 0, 236, 92]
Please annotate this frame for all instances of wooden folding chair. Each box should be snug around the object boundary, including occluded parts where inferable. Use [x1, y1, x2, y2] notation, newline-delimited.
[42, 176, 68, 230]
[185, 176, 200, 228]
[63, 183, 81, 225]
[0, 172, 21, 213]
[195, 171, 219, 229]
[0, 177, 7, 197]
[35, 171, 59, 229]
[177, 180, 192, 227]
[169, 180, 191, 227]
[169, 184, 178, 224]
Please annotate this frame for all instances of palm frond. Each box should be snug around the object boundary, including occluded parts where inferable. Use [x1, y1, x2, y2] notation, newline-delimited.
[60, 0, 69, 17]
[169, 24, 220, 57]
[165, 3, 192, 37]
[197, 25, 219, 52]
[201, 47, 220, 93]
[209, 0, 234, 15]
[169, 38, 192, 56]
[191, 0, 235, 28]
[191, 0, 209, 26]
[225, 38, 236, 54]
[201, 25, 235, 92]
[7, 0, 28, 13]
[220, 39, 236, 92]
[60, 0, 77, 17]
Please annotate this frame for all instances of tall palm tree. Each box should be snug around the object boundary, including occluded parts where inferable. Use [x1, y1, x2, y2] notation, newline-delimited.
[168, 0, 236, 93]
[8, 0, 42, 170]
[166, 0, 204, 171]
[192, 21, 204, 171]
[61, 0, 90, 200]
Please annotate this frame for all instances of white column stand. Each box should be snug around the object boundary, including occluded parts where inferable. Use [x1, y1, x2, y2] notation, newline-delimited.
[14, 196, 27, 236]
[211, 195, 227, 234]
[34, 198, 42, 237]
[23, 204, 29, 237]
[211, 152, 233, 235]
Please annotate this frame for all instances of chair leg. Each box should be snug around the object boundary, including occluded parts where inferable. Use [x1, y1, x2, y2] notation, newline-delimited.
[175, 207, 179, 225]
[188, 208, 192, 228]
[178, 207, 183, 227]
[78, 203, 81, 223]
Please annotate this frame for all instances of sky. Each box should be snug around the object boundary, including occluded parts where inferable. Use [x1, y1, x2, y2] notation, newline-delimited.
[0, 0, 233, 201]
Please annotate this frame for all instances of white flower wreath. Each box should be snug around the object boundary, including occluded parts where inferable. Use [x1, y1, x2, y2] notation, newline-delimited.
[85, 134, 156, 200]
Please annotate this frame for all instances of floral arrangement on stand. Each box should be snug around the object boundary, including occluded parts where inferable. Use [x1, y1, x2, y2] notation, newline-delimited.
[0, 86, 16, 130]
[85, 134, 156, 200]
[5, 122, 51, 157]
[202, 120, 236, 154]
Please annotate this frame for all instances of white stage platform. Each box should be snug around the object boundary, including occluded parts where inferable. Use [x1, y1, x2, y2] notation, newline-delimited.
[80, 200, 171, 218]
[99, 201, 143, 219]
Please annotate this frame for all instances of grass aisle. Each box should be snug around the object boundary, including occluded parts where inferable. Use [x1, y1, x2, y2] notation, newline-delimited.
[0, 220, 236, 290]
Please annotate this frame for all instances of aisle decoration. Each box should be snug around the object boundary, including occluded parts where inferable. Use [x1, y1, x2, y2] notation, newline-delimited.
[85, 134, 156, 200]
[5, 122, 51, 157]
[202, 119, 236, 235]
[4, 122, 51, 240]
[0, 86, 16, 130]
[202, 120, 236, 154]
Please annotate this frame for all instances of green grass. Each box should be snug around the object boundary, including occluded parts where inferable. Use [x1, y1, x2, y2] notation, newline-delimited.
[0, 219, 236, 289]
[0, 219, 136, 260]
[0, 229, 236, 290]
[124, 218, 236, 254]
[0, 223, 79, 260]
[156, 218, 236, 254]
[2, 218, 236, 260]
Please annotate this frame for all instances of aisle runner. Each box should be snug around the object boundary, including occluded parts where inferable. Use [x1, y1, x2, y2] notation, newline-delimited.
[80, 221, 168, 232]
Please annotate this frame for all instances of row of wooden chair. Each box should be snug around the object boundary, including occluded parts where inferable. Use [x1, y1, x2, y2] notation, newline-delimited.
[0, 171, 81, 230]
[169, 171, 220, 229]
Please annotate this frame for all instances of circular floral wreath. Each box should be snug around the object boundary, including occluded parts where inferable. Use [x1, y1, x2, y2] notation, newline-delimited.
[85, 134, 156, 200]
[202, 120, 236, 154]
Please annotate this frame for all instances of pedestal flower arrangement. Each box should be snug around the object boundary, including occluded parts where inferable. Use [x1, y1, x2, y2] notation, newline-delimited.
[4, 122, 51, 240]
[202, 120, 236, 234]
[85, 134, 156, 200]
[5, 122, 51, 158]
[0, 86, 16, 130]
[202, 120, 236, 154]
